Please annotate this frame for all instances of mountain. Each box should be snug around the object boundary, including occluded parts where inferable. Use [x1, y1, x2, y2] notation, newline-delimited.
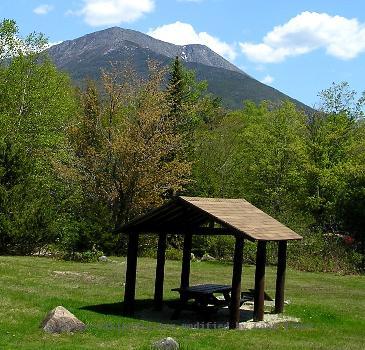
[47, 27, 309, 111]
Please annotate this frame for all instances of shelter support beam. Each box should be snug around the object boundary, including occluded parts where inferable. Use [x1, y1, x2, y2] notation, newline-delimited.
[180, 233, 193, 290]
[123, 233, 139, 315]
[274, 240, 287, 314]
[154, 233, 167, 310]
[229, 235, 245, 329]
[253, 241, 267, 321]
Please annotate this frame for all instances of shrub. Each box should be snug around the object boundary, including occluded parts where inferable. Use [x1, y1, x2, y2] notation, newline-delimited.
[165, 247, 183, 261]
[62, 246, 104, 263]
[288, 232, 362, 274]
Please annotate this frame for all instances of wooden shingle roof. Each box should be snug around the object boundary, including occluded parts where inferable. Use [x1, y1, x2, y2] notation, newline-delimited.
[121, 196, 302, 241]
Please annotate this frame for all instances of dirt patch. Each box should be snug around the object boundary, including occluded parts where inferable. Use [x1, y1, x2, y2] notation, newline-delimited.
[52, 271, 102, 283]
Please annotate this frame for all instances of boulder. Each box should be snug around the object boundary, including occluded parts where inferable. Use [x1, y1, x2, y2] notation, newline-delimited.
[41, 306, 86, 333]
[201, 253, 215, 261]
[98, 255, 108, 262]
[152, 337, 179, 350]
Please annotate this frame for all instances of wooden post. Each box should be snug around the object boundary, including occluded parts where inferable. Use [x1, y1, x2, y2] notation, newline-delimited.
[180, 233, 192, 290]
[123, 233, 139, 315]
[253, 240, 267, 321]
[274, 240, 287, 314]
[229, 235, 244, 329]
[154, 233, 167, 310]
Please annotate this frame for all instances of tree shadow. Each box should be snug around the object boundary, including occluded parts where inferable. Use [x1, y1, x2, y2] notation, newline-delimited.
[80, 299, 254, 328]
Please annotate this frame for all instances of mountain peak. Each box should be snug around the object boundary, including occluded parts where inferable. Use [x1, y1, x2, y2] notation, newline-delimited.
[48, 26, 243, 74]
[47, 26, 309, 111]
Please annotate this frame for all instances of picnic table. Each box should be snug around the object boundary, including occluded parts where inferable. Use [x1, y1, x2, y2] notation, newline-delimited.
[170, 284, 253, 319]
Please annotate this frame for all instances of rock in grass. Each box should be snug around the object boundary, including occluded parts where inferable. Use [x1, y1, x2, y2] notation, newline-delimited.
[152, 337, 179, 350]
[98, 255, 108, 262]
[201, 253, 215, 261]
[41, 306, 86, 333]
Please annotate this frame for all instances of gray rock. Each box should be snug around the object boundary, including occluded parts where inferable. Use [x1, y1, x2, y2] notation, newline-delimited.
[152, 337, 179, 350]
[98, 255, 108, 262]
[201, 253, 215, 261]
[238, 314, 301, 330]
[41, 306, 86, 333]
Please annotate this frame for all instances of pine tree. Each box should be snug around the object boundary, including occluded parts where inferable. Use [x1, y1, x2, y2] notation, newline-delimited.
[166, 56, 224, 135]
[167, 56, 186, 130]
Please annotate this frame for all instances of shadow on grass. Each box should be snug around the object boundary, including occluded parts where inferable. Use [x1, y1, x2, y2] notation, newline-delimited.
[80, 299, 253, 328]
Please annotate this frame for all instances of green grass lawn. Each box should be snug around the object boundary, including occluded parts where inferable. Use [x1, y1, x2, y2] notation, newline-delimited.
[0, 256, 364, 349]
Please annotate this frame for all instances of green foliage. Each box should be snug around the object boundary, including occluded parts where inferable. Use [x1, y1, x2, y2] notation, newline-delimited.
[192, 235, 235, 260]
[289, 233, 363, 274]
[236, 101, 308, 217]
[192, 101, 311, 226]
[167, 56, 186, 127]
[318, 81, 365, 120]
[0, 19, 77, 254]
[167, 56, 225, 136]
[62, 246, 104, 263]
[165, 247, 183, 261]
[192, 98, 365, 272]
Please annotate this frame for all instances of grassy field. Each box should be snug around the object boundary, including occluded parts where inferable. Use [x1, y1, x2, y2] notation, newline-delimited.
[0, 256, 364, 349]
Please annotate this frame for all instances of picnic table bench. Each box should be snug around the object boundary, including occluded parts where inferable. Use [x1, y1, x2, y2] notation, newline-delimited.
[170, 284, 254, 319]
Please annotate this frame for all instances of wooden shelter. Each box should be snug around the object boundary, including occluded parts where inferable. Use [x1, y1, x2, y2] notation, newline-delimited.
[120, 196, 302, 329]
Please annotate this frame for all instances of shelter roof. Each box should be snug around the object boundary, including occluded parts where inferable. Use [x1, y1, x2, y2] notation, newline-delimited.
[121, 196, 302, 241]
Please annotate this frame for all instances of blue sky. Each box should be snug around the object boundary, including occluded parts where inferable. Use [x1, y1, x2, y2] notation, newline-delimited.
[2, 0, 365, 106]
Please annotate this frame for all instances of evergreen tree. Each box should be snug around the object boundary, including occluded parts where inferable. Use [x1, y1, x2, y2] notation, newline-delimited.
[164, 57, 188, 183]
[167, 56, 187, 131]
[166, 56, 225, 141]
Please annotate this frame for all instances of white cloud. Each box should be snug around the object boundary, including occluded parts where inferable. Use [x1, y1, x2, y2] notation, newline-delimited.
[73, 0, 155, 26]
[33, 4, 54, 15]
[148, 21, 237, 61]
[261, 75, 274, 85]
[240, 11, 365, 63]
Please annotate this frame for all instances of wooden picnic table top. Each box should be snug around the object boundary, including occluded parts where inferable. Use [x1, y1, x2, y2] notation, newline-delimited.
[171, 284, 232, 295]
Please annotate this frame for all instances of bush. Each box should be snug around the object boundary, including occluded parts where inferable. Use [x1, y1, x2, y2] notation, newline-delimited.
[191, 235, 234, 260]
[288, 232, 362, 274]
[61, 246, 104, 263]
[138, 235, 158, 258]
[165, 247, 183, 261]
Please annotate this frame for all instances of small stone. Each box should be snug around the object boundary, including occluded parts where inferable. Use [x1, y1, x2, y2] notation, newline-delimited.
[41, 306, 86, 333]
[201, 253, 215, 261]
[98, 255, 108, 262]
[152, 337, 179, 350]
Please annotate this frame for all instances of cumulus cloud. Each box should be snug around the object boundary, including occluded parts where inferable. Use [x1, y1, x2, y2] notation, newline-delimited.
[33, 4, 54, 15]
[72, 0, 155, 26]
[261, 75, 274, 85]
[240, 11, 365, 63]
[148, 21, 237, 61]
